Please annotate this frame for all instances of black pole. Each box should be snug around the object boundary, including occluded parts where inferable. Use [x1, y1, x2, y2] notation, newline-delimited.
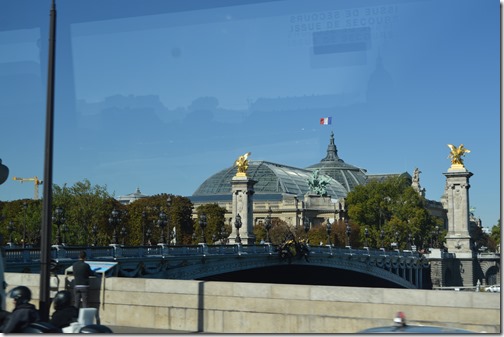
[39, 0, 57, 321]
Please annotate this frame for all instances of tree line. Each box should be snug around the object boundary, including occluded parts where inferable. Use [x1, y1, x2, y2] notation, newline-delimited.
[0, 177, 499, 251]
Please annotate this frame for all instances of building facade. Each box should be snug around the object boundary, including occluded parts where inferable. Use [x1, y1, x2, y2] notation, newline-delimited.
[188, 132, 447, 237]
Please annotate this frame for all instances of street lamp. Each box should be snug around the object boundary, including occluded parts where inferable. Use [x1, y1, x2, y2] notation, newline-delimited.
[213, 224, 228, 245]
[394, 231, 400, 249]
[157, 211, 168, 244]
[145, 228, 152, 245]
[52, 206, 65, 245]
[22, 202, 28, 248]
[345, 220, 351, 247]
[7, 221, 15, 246]
[120, 225, 127, 245]
[264, 207, 272, 243]
[364, 227, 369, 248]
[199, 213, 207, 243]
[435, 225, 440, 248]
[234, 213, 242, 243]
[380, 229, 385, 249]
[141, 211, 147, 246]
[326, 219, 332, 245]
[108, 208, 121, 244]
[91, 223, 98, 246]
[166, 196, 172, 245]
[61, 223, 69, 246]
[303, 216, 310, 239]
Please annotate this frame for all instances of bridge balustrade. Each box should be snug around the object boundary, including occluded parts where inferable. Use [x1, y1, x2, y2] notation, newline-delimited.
[4, 244, 422, 261]
[3, 244, 428, 288]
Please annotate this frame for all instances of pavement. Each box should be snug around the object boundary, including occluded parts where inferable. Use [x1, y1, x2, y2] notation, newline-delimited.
[108, 325, 196, 334]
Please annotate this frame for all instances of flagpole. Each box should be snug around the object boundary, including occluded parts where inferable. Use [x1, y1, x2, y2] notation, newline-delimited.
[40, 0, 57, 321]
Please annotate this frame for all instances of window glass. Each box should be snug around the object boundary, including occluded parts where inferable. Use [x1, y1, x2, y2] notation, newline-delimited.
[0, 0, 499, 228]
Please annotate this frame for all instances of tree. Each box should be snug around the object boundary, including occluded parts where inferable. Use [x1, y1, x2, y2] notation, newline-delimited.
[126, 194, 193, 245]
[194, 203, 226, 244]
[53, 180, 113, 246]
[345, 175, 440, 250]
[490, 219, 500, 251]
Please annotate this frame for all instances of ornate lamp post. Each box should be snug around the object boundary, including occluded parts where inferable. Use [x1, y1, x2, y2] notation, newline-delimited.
[22, 202, 28, 248]
[7, 221, 15, 244]
[234, 213, 242, 243]
[91, 223, 98, 246]
[7, 220, 15, 246]
[214, 226, 228, 245]
[141, 211, 147, 246]
[264, 207, 272, 243]
[435, 225, 440, 248]
[364, 227, 369, 248]
[199, 213, 207, 243]
[157, 211, 168, 244]
[394, 231, 400, 249]
[120, 225, 127, 245]
[52, 206, 65, 245]
[379, 229, 385, 248]
[108, 208, 121, 244]
[166, 196, 172, 245]
[61, 223, 69, 246]
[145, 228, 152, 245]
[326, 219, 332, 245]
[345, 220, 351, 247]
[303, 216, 310, 240]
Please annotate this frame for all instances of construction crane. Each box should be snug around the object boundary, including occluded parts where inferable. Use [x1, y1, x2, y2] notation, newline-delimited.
[12, 176, 43, 200]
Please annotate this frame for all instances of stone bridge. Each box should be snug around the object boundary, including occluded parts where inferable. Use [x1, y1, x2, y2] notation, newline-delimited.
[4, 243, 430, 289]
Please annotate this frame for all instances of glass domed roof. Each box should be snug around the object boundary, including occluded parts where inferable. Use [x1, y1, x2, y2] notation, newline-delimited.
[306, 131, 367, 192]
[193, 160, 347, 198]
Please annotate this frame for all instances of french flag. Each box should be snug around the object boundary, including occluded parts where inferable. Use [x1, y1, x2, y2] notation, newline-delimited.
[320, 117, 332, 125]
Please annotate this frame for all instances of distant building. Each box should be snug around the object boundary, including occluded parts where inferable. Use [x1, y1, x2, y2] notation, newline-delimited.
[117, 187, 148, 205]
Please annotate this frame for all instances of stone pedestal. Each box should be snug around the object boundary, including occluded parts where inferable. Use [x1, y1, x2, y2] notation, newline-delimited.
[231, 176, 257, 245]
[443, 167, 473, 258]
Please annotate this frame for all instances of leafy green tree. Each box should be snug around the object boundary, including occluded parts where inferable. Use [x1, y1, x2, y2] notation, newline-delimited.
[307, 225, 327, 246]
[346, 176, 440, 250]
[253, 221, 266, 244]
[0, 199, 43, 247]
[126, 194, 193, 245]
[53, 180, 114, 246]
[490, 219, 500, 249]
[194, 203, 226, 244]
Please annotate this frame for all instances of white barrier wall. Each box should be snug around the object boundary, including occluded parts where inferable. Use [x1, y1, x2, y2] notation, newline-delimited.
[5, 272, 500, 333]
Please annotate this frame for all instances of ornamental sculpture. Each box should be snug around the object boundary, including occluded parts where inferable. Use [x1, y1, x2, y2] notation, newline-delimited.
[307, 169, 330, 196]
[234, 152, 251, 177]
[447, 144, 470, 167]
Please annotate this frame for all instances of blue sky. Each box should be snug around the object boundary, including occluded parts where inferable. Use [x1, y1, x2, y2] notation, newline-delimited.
[0, 0, 501, 228]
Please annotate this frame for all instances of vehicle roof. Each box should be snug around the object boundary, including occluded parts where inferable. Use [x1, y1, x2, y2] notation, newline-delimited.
[358, 325, 475, 333]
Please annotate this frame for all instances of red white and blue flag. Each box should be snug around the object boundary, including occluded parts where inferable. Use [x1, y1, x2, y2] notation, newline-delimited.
[320, 117, 332, 125]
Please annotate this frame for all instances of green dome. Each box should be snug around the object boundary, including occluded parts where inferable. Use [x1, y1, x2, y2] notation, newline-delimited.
[306, 131, 367, 192]
[193, 160, 347, 198]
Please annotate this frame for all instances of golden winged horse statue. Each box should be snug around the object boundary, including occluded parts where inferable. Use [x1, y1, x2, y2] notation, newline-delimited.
[235, 152, 251, 177]
[447, 144, 470, 167]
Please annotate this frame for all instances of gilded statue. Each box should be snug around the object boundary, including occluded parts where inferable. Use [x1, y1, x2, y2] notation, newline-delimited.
[447, 144, 470, 166]
[235, 152, 251, 177]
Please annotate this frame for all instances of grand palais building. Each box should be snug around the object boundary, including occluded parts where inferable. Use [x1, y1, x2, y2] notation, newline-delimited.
[187, 132, 447, 230]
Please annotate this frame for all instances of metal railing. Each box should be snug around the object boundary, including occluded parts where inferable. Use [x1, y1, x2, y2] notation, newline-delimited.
[3, 243, 422, 264]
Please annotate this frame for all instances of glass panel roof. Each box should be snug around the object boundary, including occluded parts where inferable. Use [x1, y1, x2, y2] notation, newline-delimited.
[193, 160, 347, 198]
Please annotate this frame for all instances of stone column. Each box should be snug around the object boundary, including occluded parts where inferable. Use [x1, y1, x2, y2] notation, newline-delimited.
[231, 176, 257, 245]
[443, 166, 473, 258]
